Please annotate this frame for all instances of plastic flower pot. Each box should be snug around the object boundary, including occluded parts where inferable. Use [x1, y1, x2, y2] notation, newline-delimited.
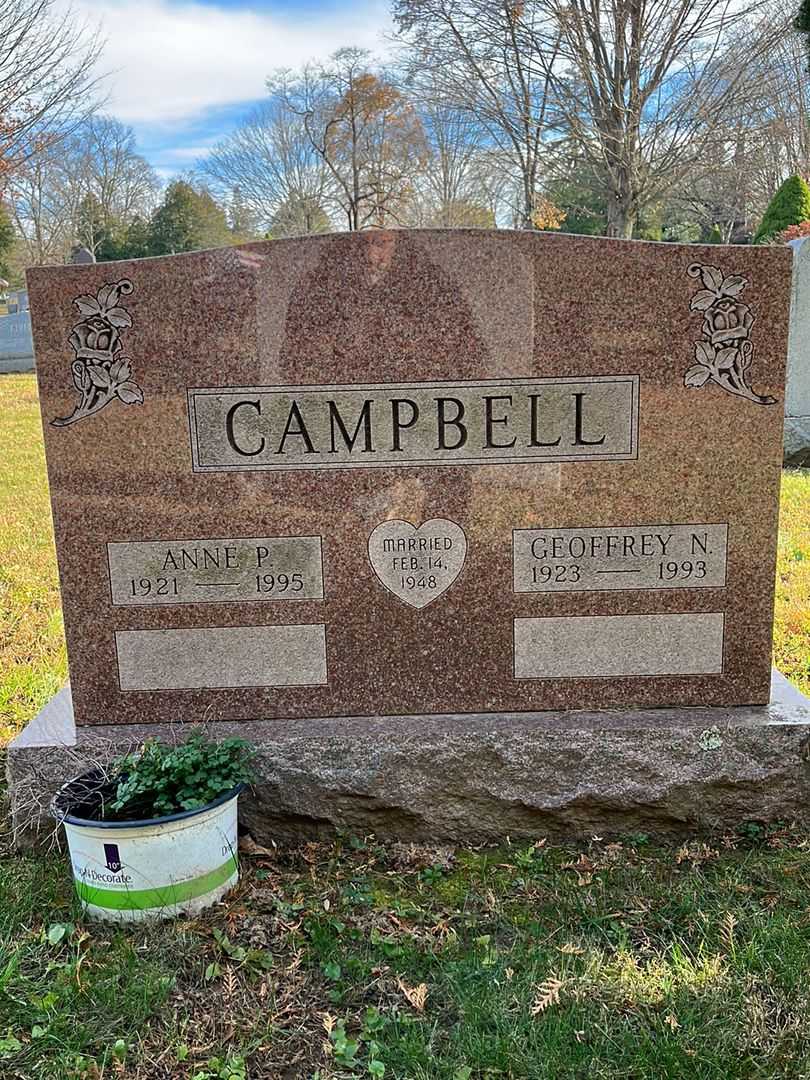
[51, 770, 242, 923]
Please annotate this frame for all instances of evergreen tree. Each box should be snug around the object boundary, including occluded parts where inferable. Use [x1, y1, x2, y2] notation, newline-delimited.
[149, 181, 232, 255]
[98, 215, 153, 261]
[753, 174, 810, 243]
[117, 216, 153, 260]
[0, 202, 15, 281]
[76, 194, 152, 263]
[546, 156, 607, 236]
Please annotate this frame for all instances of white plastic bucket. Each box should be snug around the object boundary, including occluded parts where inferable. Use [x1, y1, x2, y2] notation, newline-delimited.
[53, 780, 241, 922]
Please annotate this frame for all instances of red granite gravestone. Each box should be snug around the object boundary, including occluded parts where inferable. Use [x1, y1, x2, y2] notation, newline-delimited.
[27, 231, 791, 727]
[12, 231, 810, 846]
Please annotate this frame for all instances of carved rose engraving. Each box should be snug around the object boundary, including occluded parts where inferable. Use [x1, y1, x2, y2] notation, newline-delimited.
[684, 263, 775, 406]
[52, 279, 143, 427]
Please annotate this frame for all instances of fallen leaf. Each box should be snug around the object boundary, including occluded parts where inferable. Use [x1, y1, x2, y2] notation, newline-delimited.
[396, 977, 428, 1011]
[531, 976, 563, 1014]
[719, 912, 738, 952]
[239, 835, 275, 858]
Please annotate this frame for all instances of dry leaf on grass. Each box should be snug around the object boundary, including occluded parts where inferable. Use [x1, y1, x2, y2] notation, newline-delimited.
[558, 942, 585, 955]
[321, 1012, 335, 1035]
[676, 843, 720, 867]
[388, 843, 455, 871]
[396, 977, 428, 1011]
[426, 919, 456, 943]
[720, 911, 738, 952]
[561, 853, 595, 886]
[531, 976, 563, 1014]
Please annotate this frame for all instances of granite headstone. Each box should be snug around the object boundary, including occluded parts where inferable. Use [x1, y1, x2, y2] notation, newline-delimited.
[26, 232, 792, 728]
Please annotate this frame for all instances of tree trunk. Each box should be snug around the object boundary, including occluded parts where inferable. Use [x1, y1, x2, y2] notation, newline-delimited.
[603, 143, 637, 238]
[605, 185, 635, 239]
[521, 171, 534, 229]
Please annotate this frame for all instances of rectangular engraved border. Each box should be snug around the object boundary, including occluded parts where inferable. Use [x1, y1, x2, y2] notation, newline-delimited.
[511, 522, 729, 594]
[187, 375, 640, 472]
[512, 612, 726, 680]
[106, 535, 325, 606]
[114, 624, 328, 691]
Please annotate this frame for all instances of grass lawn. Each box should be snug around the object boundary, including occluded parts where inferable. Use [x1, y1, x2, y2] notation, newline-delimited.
[0, 375, 66, 743]
[2, 828, 810, 1079]
[1, 372, 809, 1079]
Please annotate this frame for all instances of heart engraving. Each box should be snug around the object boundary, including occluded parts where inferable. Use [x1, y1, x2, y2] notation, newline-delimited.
[368, 518, 467, 609]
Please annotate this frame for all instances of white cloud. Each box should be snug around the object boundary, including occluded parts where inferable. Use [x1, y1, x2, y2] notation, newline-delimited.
[160, 142, 221, 160]
[65, 0, 393, 125]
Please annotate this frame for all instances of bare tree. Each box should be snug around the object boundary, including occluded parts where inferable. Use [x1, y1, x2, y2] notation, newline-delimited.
[737, 6, 810, 201]
[272, 48, 428, 230]
[7, 143, 77, 264]
[395, 0, 561, 228]
[467, 147, 525, 226]
[9, 116, 158, 263]
[669, 3, 810, 242]
[414, 100, 488, 225]
[202, 100, 332, 234]
[0, 0, 103, 182]
[538, 0, 779, 237]
[71, 116, 160, 226]
[396, 0, 780, 237]
[672, 136, 751, 243]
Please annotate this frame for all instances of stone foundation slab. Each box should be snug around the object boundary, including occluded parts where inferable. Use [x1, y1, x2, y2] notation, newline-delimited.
[7, 672, 810, 850]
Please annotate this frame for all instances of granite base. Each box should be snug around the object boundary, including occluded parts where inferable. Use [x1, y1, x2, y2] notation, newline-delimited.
[7, 672, 810, 850]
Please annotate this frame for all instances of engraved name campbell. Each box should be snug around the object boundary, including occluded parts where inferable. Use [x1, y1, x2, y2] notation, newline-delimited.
[188, 376, 639, 472]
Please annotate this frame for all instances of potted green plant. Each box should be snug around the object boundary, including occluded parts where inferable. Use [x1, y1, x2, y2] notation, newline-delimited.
[51, 732, 256, 922]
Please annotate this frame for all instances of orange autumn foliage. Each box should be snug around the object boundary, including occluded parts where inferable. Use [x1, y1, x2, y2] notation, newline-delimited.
[531, 195, 566, 231]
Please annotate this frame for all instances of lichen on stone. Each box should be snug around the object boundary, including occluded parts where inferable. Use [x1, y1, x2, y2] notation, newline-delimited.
[699, 726, 723, 752]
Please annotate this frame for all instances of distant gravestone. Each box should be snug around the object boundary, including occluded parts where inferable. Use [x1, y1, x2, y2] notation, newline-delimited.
[10, 231, 810, 846]
[70, 246, 96, 265]
[786, 237, 810, 465]
[0, 310, 34, 372]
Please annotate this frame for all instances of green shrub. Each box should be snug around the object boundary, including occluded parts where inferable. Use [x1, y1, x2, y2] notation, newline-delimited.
[753, 174, 810, 244]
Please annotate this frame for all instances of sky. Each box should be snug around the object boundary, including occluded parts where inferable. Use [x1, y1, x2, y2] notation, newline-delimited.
[65, 0, 394, 178]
